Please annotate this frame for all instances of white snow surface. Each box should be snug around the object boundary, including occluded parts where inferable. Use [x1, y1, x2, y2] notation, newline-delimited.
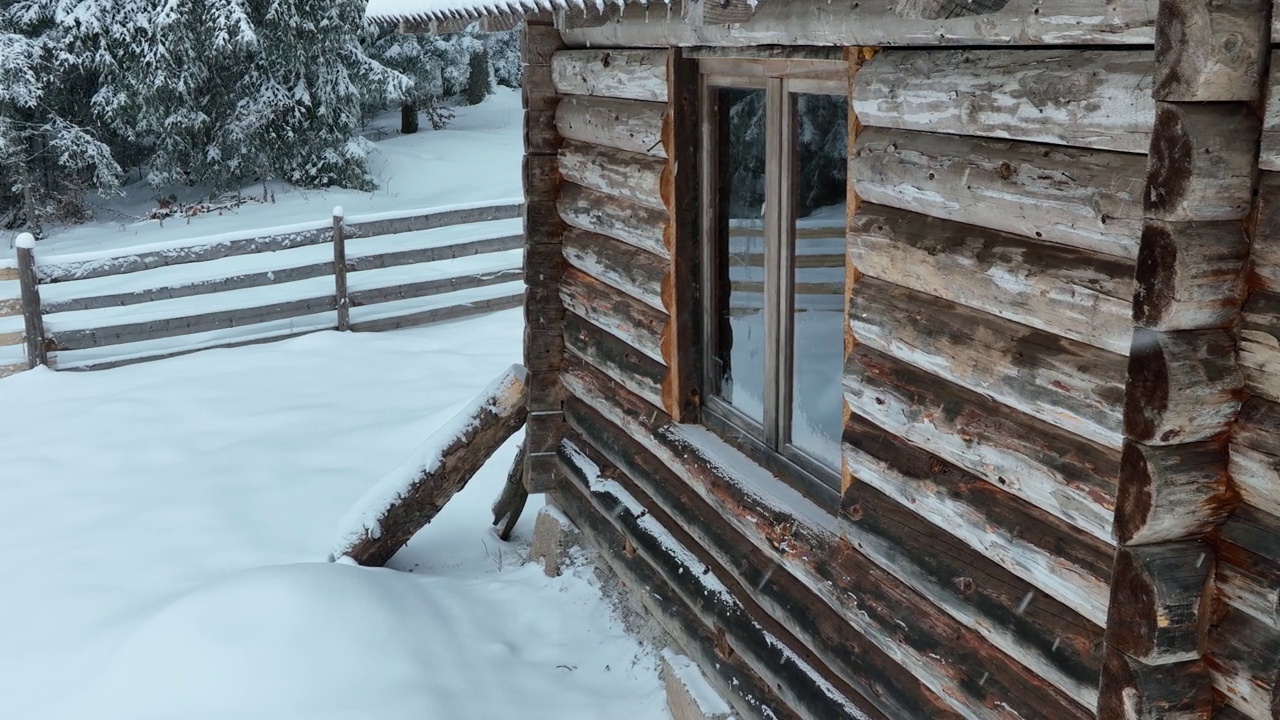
[0, 311, 669, 720]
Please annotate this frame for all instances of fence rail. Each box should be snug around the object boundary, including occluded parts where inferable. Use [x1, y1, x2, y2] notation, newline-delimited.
[2, 201, 525, 372]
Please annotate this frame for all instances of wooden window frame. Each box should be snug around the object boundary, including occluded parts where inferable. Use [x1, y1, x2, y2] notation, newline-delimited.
[697, 58, 846, 507]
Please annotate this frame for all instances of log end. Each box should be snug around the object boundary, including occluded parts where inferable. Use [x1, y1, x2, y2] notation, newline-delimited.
[1106, 543, 1213, 664]
[1116, 441, 1236, 545]
[1133, 223, 1178, 329]
[1097, 650, 1214, 720]
[1125, 330, 1173, 443]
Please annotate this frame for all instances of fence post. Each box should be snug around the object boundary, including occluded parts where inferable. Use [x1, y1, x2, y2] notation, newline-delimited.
[15, 233, 47, 368]
[332, 206, 349, 331]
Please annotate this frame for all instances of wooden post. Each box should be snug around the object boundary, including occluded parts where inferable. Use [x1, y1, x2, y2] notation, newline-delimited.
[15, 233, 46, 369]
[332, 206, 349, 331]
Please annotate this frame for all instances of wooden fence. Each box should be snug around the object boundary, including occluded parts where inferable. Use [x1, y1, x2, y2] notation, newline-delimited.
[0, 201, 524, 373]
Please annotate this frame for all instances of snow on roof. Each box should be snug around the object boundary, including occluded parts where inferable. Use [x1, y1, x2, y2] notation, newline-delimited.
[365, 0, 648, 25]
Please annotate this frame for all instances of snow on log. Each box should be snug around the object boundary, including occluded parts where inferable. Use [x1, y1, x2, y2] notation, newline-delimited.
[332, 364, 528, 566]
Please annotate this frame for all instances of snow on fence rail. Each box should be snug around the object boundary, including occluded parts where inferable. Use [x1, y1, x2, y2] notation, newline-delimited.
[1, 201, 525, 372]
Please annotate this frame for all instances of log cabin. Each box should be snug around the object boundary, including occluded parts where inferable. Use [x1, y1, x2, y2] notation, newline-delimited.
[366, 1, 1280, 718]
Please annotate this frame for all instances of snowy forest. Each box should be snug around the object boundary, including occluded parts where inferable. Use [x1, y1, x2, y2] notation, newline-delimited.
[0, 0, 519, 233]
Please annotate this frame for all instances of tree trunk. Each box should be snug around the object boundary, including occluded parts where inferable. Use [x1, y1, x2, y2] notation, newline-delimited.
[401, 102, 419, 135]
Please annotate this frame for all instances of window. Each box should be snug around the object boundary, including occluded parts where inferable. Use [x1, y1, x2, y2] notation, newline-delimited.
[698, 60, 848, 500]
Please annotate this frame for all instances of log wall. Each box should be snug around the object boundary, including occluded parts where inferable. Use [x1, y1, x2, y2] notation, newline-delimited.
[527, 4, 1280, 719]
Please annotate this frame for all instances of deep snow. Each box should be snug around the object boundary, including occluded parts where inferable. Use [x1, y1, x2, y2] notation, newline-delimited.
[0, 311, 670, 720]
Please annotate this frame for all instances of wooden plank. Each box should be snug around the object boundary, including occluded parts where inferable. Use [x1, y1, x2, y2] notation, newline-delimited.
[558, 182, 669, 259]
[558, 140, 666, 211]
[1145, 103, 1259, 222]
[550, 49, 668, 102]
[1221, 503, 1280, 567]
[1153, 0, 1268, 102]
[0, 330, 26, 347]
[854, 49, 1155, 153]
[1097, 651, 1214, 720]
[561, 0, 1157, 48]
[561, 360, 1092, 720]
[565, 411, 960, 720]
[1133, 220, 1249, 330]
[1106, 542, 1214, 664]
[38, 204, 522, 283]
[0, 297, 21, 317]
[334, 366, 527, 566]
[562, 228, 666, 311]
[1240, 291, 1280, 404]
[557, 441, 880, 720]
[560, 266, 666, 364]
[1124, 328, 1243, 445]
[1250, 172, 1280, 291]
[346, 293, 522, 333]
[845, 345, 1119, 543]
[1115, 441, 1235, 545]
[347, 234, 523, 272]
[563, 311, 666, 412]
[332, 210, 349, 331]
[850, 276, 1127, 450]
[555, 95, 668, 158]
[0, 266, 17, 282]
[1259, 50, 1280, 171]
[852, 128, 1146, 259]
[1207, 607, 1280, 719]
[842, 411, 1114, 629]
[348, 268, 523, 308]
[15, 236, 45, 368]
[49, 294, 336, 352]
[848, 204, 1134, 355]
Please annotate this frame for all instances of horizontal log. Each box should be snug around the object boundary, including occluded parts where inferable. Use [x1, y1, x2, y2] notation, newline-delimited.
[1133, 220, 1250, 330]
[1260, 50, 1280, 171]
[0, 266, 16, 282]
[49, 295, 335, 351]
[1115, 441, 1236, 545]
[1220, 502, 1280, 566]
[850, 276, 1127, 449]
[38, 205, 521, 283]
[555, 95, 668, 158]
[1231, 401, 1280, 523]
[562, 359, 1092, 720]
[558, 182, 669, 259]
[851, 128, 1146, 259]
[848, 204, 1134, 355]
[1207, 606, 1280, 719]
[845, 345, 1119, 543]
[561, 227, 666, 311]
[560, 266, 666, 364]
[566, 406, 959, 719]
[558, 440, 880, 720]
[842, 411, 1113, 627]
[1218, 538, 1280, 629]
[348, 268, 522, 308]
[1153, 0, 1268, 102]
[1124, 328, 1243, 445]
[558, 140, 667, 211]
[0, 330, 22, 347]
[563, 311, 666, 411]
[550, 49, 668, 102]
[346, 294, 522, 333]
[0, 297, 21, 317]
[1106, 542, 1213, 664]
[1240, 291, 1280, 404]
[561, 0, 1156, 47]
[1251, 172, 1280, 291]
[348, 234, 523, 273]
[1145, 103, 1259, 222]
[549, 485, 808, 720]
[1096, 651, 1214, 720]
[854, 49, 1154, 153]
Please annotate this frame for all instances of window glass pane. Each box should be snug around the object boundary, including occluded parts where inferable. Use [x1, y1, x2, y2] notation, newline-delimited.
[711, 87, 768, 425]
[788, 93, 847, 466]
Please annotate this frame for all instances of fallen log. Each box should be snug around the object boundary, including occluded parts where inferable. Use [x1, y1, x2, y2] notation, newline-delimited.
[331, 365, 528, 566]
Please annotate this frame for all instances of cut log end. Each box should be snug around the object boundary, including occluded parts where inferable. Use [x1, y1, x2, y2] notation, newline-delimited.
[1096, 651, 1214, 720]
[1132, 221, 1248, 330]
[1106, 543, 1213, 664]
[1124, 329, 1243, 445]
[1115, 441, 1236, 545]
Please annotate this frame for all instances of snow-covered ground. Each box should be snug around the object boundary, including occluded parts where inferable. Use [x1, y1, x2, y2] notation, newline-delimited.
[0, 311, 671, 720]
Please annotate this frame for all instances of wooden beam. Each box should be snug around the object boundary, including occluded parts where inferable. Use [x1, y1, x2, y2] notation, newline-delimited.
[1123, 328, 1243, 445]
[558, 140, 666, 211]
[550, 49, 668, 102]
[1250, 172, 1280, 291]
[1206, 606, 1280, 719]
[555, 95, 668, 157]
[852, 128, 1147, 259]
[558, 182, 670, 259]
[1230, 398, 1280, 521]
[563, 311, 666, 412]
[661, 48, 701, 424]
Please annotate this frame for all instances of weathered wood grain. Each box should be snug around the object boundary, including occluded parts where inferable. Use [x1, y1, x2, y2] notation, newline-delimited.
[1221, 502, 1280, 568]
[845, 345, 1119, 543]
[1230, 399, 1280, 522]
[661, 48, 701, 425]
[561, 0, 1157, 48]
[850, 277, 1127, 450]
[0, 297, 20, 318]
[1115, 441, 1235, 545]
[1124, 328, 1243, 445]
[563, 311, 666, 412]
[1218, 538, 1280, 629]
[561, 360, 1093, 720]
[1154, 0, 1268, 102]
[1133, 220, 1249, 330]
[1250, 172, 1280, 291]
[561, 227, 666, 311]
[560, 267, 667, 365]
[550, 49, 668, 102]
[848, 204, 1135, 355]
[1240, 291, 1280, 404]
[1096, 651, 1214, 720]
[1263, 51, 1280, 171]
[1145, 103, 1259, 222]
[842, 412, 1114, 628]
[566, 410, 961, 720]
[854, 49, 1155, 153]
[558, 140, 666, 211]
[852, 128, 1146, 259]
[1106, 542, 1214, 664]
[16, 240, 46, 368]
[555, 95, 668, 158]
[346, 294, 523, 333]
[1207, 606, 1280, 719]
[558, 182, 669, 259]
[348, 268, 523, 308]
